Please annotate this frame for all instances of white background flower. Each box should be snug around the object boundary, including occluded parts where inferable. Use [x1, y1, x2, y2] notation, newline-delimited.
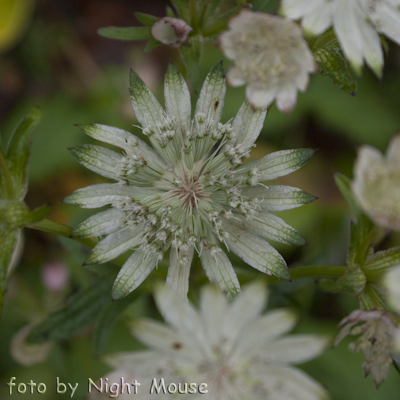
[352, 134, 400, 230]
[281, 0, 400, 75]
[89, 282, 329, 400]
[219, 10, 316, 112]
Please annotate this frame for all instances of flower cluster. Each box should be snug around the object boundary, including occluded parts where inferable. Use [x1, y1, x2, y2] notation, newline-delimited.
[335, 309, 400, 386]
[219, 10, 316, 112]
[65, 64, 315, 299]
[281, 0, 400, 76]
[89, 282, 329, 400]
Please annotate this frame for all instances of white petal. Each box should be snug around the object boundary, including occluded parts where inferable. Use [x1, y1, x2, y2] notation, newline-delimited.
[230, 309, 297, 361]
[131, 318, 202, 361]
[226, 66, 246, 86]
[252, 365, 329, 400]
[276, 85, 298, 113]
[129, 69, 165, 130]
[166, 245, 194, 297]
[376, 2, 400, 45]
[195, 63, 226, 129]
[73, 209, 126, 238]
[112, 250, 157, 299]
[387, 134, 400, 165]
[164, 64, 191, 134]
[63, 184, 135, 208]
[200, 248, 241, 299]
[228, 212, 306, 246]
[221, 281, 268, 348]
[246, 85, 276, 110]
[154, 285, 212, 357]
[230, 100, 267, 148]
[301, 1, 334, 35]
[85, 227, 143, 264]
[78, 124, 160, 164]
[333, 0, 364, 73]
[383, 265, 400, 312]
[261, 335, 329, 364]
[70, 145, 123, 181]
[223, 222, 290, 279]
[243, 185, 316, 212]
[200, 285, 228, 346]
[244, 149, 315, 181]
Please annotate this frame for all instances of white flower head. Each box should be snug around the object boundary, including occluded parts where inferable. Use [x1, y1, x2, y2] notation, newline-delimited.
[335, 309, 400, 386]
[65, 64, 315, 299]
[281, 0, 400, 76]
[89, 282, 329, 400]
[352, 134, 400, 231]
[151, 17, 192, 48]
[219, 10, 316, 112]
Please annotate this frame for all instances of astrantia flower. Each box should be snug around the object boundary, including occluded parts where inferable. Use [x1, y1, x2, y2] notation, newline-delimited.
[352, 134, 400, 231]
[88, 282, 329, 400]
[64, 64, 315, 299]
[219, 10, 316, 112]
[280, 0, 400, 76]
[335, 309, 400, 386]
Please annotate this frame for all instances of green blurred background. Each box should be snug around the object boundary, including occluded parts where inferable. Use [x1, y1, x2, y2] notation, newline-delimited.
[1, 0, 400, 399]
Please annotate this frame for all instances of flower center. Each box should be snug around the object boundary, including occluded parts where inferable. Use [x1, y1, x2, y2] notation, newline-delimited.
[172, 174, 206, 214]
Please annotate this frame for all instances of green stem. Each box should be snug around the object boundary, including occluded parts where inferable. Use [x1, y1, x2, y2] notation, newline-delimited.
[0, 146, 14, 199]
[288, 265, 347, 280]
[237, 265, 348, 284]
[30, 219, 96, 248]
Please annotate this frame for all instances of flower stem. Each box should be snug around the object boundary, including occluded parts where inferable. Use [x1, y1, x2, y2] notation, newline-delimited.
[29, 218, 97, 248]
[289, 265, 347, 280]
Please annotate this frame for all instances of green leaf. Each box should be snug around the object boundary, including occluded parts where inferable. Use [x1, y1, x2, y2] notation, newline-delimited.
[144, 37, 161, 53]
[310, 29, 357, 96]
[347, 218, 374, 268]
[170, 0, 190, 21]
[334, 173, 362, 219]
[97, 26, 151, 41]
[364, 247, 400, 276]
[179, 34, 204, 91]
[0, 229, 19, 291]
[27, 272, 116, 344]
[134, 12, 159, 27]
[6, 107, 42, 200]
[93, 290, 142, 356]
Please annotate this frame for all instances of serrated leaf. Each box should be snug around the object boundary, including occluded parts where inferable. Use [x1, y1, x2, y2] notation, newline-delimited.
[135, 12, 159, 27]
[27, 272, 116, 344]
[179, 34, 204, 91]
[97, 26, 151, 41]
[364, 247, 400, 275]
[310, 29, 357, 96]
